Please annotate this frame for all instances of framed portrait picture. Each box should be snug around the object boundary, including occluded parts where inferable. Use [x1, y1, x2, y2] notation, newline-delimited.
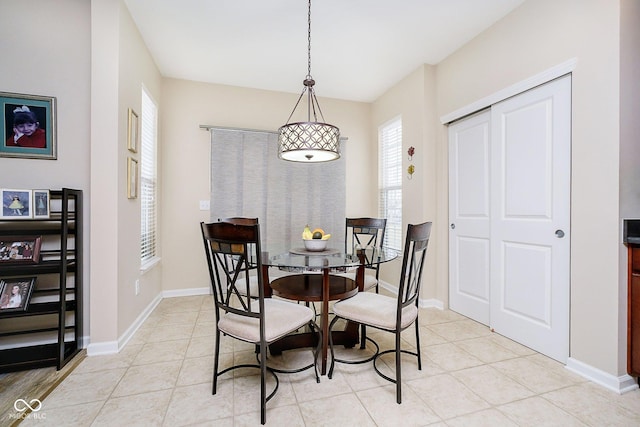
[1, 189, 33, 219]
[127, 108, 139, 153]
[0, 277, 36, 312]
[127, 157, 138, 199]
[32, 189, 50, 219]
[0, 92, 56, 160]
[0, 236, 42, 264]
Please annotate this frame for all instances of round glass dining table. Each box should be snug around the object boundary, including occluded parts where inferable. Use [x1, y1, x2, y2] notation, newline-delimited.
[260, 246, 398, 375]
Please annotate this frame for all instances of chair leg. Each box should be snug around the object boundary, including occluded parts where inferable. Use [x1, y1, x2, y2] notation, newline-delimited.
[212, 329, 221, 395]
[327, 315, 340, 379]
[414, 317, 422, 370]
[260, 341, 267, 425]
[395, 330, 402, 404]
[360, 323, 367, 349]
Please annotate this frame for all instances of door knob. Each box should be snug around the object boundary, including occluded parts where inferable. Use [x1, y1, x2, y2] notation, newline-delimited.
[450, 223, 456, 229]
[555, 229, 565, 238]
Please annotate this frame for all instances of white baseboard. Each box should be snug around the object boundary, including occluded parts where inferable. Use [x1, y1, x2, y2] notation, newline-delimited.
[566, 357, 639, 394]
[162, 287, 210, 298]
[86, 292, 163, 356]
[379, 280, 444, 310]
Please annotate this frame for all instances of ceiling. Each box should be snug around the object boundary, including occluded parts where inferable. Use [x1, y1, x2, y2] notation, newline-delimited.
[124, 0, 525, 103]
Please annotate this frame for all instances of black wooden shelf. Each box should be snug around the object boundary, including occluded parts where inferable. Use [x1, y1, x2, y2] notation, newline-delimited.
[0, 188, 83, 373]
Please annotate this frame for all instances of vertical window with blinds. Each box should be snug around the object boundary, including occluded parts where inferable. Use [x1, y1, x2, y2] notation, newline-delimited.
[379, 118, 402, 251]
[140, 89, 158, 266]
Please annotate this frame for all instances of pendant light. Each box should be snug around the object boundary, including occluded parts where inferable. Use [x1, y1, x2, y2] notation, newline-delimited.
[278, 0, 340, 162]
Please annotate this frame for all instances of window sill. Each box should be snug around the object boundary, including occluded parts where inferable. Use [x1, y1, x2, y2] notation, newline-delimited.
[141, 256, 161, 274]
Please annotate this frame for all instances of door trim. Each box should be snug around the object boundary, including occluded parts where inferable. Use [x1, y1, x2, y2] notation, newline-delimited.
[439, 58, 577, 125]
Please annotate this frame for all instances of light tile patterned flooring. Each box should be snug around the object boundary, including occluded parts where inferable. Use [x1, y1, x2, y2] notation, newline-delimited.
[19, 294, 640, 426]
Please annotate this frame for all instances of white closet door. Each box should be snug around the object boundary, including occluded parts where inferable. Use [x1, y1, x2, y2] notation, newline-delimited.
[490, 75, 571, 363]
[448, 111, 492, 325]
[448, 75, 571, 363]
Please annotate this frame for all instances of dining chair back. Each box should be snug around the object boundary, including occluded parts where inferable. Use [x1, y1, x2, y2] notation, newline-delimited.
[344, 217, 387, 292]
[328, 221, 432, 404]
[200, 221, 319, 425]
[217, 217, 261, 297]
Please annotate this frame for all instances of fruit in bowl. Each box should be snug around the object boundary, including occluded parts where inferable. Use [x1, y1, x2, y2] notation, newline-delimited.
[302, 225, 331, 251]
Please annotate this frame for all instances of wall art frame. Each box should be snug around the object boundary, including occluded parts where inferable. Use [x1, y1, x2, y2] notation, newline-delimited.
[127, 157, 138, 199]
[0, 91, 56, 159]
[32, 189, 50, 219]
[127, 108, 139, 153]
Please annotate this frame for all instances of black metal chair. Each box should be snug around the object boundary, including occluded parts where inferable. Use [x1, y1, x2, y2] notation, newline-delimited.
[342, 217, 387, 292]
[328, 221, 432, 404]
[200, 221, 320, 425]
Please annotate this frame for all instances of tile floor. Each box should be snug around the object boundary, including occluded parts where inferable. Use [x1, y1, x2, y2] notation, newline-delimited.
[18, 294, 640, 426]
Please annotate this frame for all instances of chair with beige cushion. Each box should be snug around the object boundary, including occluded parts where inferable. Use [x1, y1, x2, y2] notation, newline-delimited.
[328, 221, 432, 404]
[200, 221, 320, 425]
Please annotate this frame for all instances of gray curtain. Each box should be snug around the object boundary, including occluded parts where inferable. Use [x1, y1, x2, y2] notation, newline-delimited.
[209, 129, 346, 252]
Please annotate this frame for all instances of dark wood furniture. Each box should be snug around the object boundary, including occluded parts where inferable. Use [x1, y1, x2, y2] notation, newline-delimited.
[269, 272, 359, 375]
[628, 244, 640, 377]
[0, 189, 83, 373]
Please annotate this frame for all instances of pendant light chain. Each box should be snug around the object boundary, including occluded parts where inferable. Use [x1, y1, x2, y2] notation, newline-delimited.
[307, 0, 312, 79]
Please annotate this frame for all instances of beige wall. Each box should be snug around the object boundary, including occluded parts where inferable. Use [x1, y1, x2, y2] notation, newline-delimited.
[371, 65, 442, 302]
[0, 0, 92, 335]
[434, 0, 623, 375]
[160, 79, 371, 292]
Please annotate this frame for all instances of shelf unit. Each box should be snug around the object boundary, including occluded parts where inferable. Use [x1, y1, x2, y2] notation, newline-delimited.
[0, 188, 83, 372]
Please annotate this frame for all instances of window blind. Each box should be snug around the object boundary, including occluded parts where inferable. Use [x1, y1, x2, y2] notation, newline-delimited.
[140, 89, 157, 264]
[209, 130, 346, 250]
[379, 118, 402, 251]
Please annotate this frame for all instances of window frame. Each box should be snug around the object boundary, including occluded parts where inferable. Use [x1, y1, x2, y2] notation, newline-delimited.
[378, 117, 402, 252]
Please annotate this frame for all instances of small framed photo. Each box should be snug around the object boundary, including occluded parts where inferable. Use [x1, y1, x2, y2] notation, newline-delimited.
[1, 189, 32, 219]
[127, 157, 138, 199]
[0, 236, 42, 264]
[127, 108, 139, 153]
[1, 91, 56, 160]
[0, 277, 36, 312]
[32, 190, 50, 219]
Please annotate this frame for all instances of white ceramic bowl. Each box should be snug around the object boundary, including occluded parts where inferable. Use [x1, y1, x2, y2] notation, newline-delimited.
[303, 239, 328, 251]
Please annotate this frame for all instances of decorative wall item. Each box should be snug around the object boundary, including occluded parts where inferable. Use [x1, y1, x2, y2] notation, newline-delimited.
[32, 189, 50, 219]
[127, 157, 138, 199]
[407, 146, 415, 160]
[1, 189, 32, 219]
[0, 92, 56, 159]
[407, 164, 415, 180]
[0, 277, 36, 312]
[127, 108, 139, 153]
[0, 236, 42, 264]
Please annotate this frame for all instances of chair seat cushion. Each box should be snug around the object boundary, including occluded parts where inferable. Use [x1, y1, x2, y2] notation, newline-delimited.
[334, 272, 378, 291]
[333, 292, 418, 330]
[218, 298, 314, 343]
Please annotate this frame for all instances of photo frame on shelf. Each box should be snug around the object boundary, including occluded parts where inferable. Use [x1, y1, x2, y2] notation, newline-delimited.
[32, 189, 50, 219]
[0, 236, 42, 264]
[127, 108, 139, 153]
[1, 189, 33, 219]
[0, 277, 36, 312]
[127, 157, 138, 199]
[0, 91, 56, 160]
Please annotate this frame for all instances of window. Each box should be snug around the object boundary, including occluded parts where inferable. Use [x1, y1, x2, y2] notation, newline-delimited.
[379, 118, 402, 251]
[140, 88, 158, 266]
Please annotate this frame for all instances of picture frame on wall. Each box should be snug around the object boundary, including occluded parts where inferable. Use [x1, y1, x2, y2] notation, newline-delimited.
[127, 108, 139, 153]
[0, 91, 56, 160]
[1, 189, 32, 219]
[0, 236, 42, 264]
[127, 157, 138, 199]
[0, 277, 36, 312]
[32, 189, 50, 218]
